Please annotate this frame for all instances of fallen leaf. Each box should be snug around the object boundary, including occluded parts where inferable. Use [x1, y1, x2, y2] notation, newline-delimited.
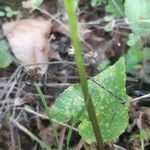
[3, 19, 61, 74]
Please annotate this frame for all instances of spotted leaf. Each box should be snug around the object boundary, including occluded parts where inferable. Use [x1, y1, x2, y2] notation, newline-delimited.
[50, 58, 128, 142]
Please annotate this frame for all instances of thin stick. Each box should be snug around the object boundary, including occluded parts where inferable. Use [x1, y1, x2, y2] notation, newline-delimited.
[23, 105, 78, 132]
[130, 94, 150, 102]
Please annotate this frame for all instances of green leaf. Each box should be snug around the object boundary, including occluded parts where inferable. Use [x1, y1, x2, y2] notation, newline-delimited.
[50, 58, 128, 142]
[12, 10, 21, 16]
[32, 0, 43, 8]
[140, 129, 150, 141]
[6, 12, 13, 18]
[125, 0, 150, 36]
[97, 59, 110, 71]
[143, 47, 150, 83]
[106, 0, 124, 18]
[50, 84, 84, 122]
[4, 7, 12, 12]
[4, 6, 21, 18]
[91, 0, 103, 7]
[0, 40, 13, 68]
[144, 47, 150, 60]
[127, 33, 141, 46]
[104, 22, 113, 32]
[0, 11, 5, 16]
[124, 43, 144, 72]
[104, 15, 114, 22]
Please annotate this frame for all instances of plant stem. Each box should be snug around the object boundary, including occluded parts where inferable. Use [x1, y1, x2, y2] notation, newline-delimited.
[64, 0, 104, 149]
[12, 120, 51, 150]
[34, 83, 60, 148]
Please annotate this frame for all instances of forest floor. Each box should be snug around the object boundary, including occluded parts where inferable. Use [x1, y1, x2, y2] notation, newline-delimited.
[0, 1, 150, 150]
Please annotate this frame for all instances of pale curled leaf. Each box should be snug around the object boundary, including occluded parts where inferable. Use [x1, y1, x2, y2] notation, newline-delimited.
[3, 19, 60, 74]
[50, 58, 129, 142]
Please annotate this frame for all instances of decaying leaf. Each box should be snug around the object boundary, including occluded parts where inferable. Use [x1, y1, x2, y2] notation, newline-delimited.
[2, 19, 61, 74]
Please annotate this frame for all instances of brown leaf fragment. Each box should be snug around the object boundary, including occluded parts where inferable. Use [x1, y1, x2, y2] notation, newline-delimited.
[39, 125, 62, 147]
[39, 127, 56, 147]
[141, 108, 150, 131]
[2, 19, 61, 74]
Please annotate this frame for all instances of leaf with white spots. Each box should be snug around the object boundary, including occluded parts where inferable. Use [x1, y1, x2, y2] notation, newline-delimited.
[50, 85, 85, 122]
[50, 58, 129, 142]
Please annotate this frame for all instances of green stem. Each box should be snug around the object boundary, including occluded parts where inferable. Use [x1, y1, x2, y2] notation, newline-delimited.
[64, 0, 104, 149]
[12, 120, 51, 150]
[34, 83, 60, 149]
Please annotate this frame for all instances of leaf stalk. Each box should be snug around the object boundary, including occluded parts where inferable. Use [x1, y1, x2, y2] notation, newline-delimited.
[64, 0, 104, 149]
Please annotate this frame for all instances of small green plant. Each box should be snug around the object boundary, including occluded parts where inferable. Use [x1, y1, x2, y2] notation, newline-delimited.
[124, 0, 150, 75]
[0, 7, 21, 18]
[130, 129, 150, 150]
[91, 0, 150, 78]
[90, 0, 124, 17]
[5, 7, 21, 17]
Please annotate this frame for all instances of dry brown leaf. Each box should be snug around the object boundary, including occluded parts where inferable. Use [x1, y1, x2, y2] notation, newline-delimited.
[3, 19, 61, 74]
[39, 125, 62, 147]
[141, 108, 150, 131]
